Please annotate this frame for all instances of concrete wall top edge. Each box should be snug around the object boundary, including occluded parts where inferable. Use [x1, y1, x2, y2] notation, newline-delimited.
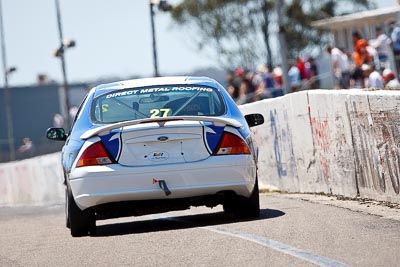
[0, 152, 61, 168]
[300, 89, 400, 97]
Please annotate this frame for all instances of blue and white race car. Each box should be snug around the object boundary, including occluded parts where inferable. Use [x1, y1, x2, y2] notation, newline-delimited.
[47, 76, 264, 237]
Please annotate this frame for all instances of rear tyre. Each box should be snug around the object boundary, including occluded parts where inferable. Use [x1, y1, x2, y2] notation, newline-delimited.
[65, 188, 70, 229]
[224, 178, 260, 219]
[67, 186, 96, 237]
[240, 178, 260, 218]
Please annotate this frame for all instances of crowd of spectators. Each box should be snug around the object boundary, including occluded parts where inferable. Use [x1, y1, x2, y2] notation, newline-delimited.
[327, 20, 400, 90]
[226, 56, 320, 105]
[226, 20, 400, 105]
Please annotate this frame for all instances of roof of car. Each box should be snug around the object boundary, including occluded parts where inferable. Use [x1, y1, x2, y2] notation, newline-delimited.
[94, 76, 219, 94]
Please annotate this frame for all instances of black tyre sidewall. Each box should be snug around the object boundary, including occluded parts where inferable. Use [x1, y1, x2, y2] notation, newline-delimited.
[232, 177, 260, 218]
[67, 185, 95, 237]
[65, 187, 70, 229]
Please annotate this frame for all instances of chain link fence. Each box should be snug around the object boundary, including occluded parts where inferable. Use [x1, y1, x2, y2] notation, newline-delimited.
[0, 83, 89, 163]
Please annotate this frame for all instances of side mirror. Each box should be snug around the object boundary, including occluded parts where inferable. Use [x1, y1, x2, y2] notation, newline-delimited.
[46, 127, 68, 141]
[245, 113, 264, 128]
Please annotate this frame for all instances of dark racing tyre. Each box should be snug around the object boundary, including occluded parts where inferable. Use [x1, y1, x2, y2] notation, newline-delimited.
[240, 177, 260, 218]
[224, 178, 260, 219]
[67, 186, 96, 237]
[65, 188, 70, 229]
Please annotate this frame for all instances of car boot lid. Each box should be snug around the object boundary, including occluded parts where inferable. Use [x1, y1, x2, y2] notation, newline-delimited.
[80, 116, 242, 140]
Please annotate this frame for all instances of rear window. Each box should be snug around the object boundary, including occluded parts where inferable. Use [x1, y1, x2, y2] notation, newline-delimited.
[92, 85, 226, 123]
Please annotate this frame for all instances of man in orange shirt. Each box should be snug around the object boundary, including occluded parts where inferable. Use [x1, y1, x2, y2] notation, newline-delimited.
[351, 31, 371, 87]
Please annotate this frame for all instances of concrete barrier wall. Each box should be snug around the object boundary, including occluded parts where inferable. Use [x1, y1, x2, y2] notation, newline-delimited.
[1, 90, 399, 206]
[240, 89, 400, 203]
[0, 153, 64, 207]
[349, 91, 400, 202]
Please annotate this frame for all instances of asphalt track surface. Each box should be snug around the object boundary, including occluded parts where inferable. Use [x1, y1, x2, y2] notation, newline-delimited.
[1, 194, 399, 267]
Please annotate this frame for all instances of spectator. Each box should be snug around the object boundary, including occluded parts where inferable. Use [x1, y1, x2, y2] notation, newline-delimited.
[245, 71, 255, 88]
[227, 84, 237, 100]
[18, 137, 35, 157]
[306, 57, 320, 89]
[234, 67, 245, 86]
[352, 31, 371, 88]
[262, 67, 276, 89]
[353, 31, 371, 66]
[364, 64, 383, 89]
[254, 64, 276, 100]
[53, 113, 64, 128]
[69, 106, 79, 122]
[327, 46, 351, 89]
[251, 64, 265, 89]
[370, 26, 391, 67]
[383, 69, 400, 89]
[235, 79, 254, 105]
[296, 57, 308, 80]
[389, 20, 400, 72]
[366, 45, 378, 67]
[273, 66, 283, 88]
[226, 71, 239, 100]
[288, 61, 301, 92]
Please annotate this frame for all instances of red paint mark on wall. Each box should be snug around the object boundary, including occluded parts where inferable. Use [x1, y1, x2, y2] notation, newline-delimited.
[310, 118, 330, 152]
[309, 108, 331, 180]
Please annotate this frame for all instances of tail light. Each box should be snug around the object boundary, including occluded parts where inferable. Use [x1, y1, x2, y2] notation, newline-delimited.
[77, 142, 115, 167]
[214, 132, 250, 155]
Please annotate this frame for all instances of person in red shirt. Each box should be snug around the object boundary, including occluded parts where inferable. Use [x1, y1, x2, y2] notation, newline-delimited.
[296, 57, 308, 80]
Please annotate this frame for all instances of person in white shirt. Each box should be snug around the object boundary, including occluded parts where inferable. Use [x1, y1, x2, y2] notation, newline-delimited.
[383, 69, 400, 89]
[288, 62, 301, 92]
[370, 26, 391, 66]
[327, 46, 351, 89]
[364, 64, 383, 89]
[386, 77, 400, 88]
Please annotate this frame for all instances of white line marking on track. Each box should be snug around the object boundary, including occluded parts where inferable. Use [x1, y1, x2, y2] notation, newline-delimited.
[155, 216, 348, 267]
[204, 225, 348, 267]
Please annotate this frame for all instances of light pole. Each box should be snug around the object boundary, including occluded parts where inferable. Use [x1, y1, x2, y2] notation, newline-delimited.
[149, 0, 172, 78]
[275, 0, 290, 95]
[0, 0, 16, 161]
[149, 0, 159, 77]
[54, 0, 74, 130]
[262, 0, 273, 71]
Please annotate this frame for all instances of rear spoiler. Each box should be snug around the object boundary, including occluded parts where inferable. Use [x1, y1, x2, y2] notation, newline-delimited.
[80, 116, 242, 140]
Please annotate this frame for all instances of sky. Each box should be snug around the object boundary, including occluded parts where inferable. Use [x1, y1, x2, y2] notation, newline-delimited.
[1, 0, 213, 87]
[1, 0, 398, 87]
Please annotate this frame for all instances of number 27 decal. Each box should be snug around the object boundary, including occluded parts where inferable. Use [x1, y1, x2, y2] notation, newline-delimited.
[150, 108, 171, 118]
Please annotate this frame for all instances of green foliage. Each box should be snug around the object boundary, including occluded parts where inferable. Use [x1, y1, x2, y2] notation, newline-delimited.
[170, 0, 374, 69]
[171, 0, 270, 69]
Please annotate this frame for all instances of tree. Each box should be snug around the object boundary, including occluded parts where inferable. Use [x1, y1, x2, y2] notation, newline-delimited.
[170, 0, 374, 69]
[171, 0, 273, 70]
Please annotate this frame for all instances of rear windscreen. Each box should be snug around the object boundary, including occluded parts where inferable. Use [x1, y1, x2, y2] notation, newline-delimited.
[92, 85, 226, 123]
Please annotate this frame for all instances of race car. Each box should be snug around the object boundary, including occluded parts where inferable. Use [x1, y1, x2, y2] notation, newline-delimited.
[46, 76, 264, 237]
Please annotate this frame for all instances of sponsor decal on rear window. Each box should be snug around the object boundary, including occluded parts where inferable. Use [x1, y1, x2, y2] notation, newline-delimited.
[105, 87, 213, 99]
[92, 85, 225, 123]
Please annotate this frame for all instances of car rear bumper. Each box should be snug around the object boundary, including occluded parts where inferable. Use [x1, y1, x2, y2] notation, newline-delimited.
[69, 155, 257, 210]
